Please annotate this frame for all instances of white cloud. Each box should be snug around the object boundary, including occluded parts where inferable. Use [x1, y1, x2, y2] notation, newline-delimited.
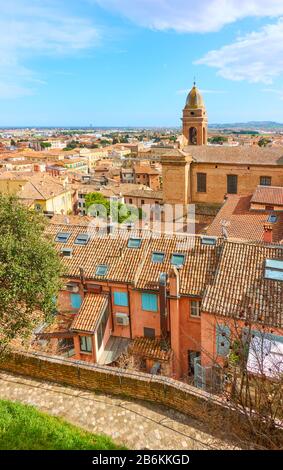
[0, 1, 100, 99]
[94, 0, 283, 33]
[196, 19, 283, 83]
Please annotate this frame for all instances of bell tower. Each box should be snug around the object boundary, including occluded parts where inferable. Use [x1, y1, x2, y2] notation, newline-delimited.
[182, 82, 208, 146]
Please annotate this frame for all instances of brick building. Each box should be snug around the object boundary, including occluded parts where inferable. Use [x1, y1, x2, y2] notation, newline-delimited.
[36, 223, 283, 386]
[161, 84, 283, 205]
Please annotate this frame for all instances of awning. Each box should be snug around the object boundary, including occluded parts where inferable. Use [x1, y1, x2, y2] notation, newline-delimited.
[98, 336, 131, 365]
[247, 336, 283, 379]
[71, 294, 108, 333]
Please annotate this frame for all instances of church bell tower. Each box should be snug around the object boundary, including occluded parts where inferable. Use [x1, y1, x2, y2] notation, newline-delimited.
[182, 82, 208, 146]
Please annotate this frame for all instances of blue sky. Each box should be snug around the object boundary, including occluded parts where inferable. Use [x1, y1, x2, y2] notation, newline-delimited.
[1, 0, 283, 126]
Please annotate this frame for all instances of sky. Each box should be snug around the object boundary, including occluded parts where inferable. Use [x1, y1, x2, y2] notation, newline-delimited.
[1, 0, 283, 127]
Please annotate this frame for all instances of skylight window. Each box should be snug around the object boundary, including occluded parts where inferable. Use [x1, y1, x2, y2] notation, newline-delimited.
[127, 238, 142, 249]
[264, 259, 283, 281]
[267, 214, 277, 224]
[201, 236, 217, 246]
[74, 233, 90, 245]
[152, 252, 165, 263]
[60, 248, 73, 258]
[55, 232, 71, 243]
[95, 265, 108, 276]
[171, 253, 185, 267]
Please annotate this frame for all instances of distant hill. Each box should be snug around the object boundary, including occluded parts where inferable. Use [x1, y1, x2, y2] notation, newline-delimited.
[209, 121, 283, 132]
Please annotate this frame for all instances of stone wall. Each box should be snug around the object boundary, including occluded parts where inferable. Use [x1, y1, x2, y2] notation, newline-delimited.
[0, 350, 232, 427]
[1, 350, 282, 448]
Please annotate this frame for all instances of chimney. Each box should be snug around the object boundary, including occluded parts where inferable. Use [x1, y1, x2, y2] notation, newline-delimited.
[169, 266, 180, 297]
[159, 273, 168, 345]
[106, 215, 113, 235]
[263, 222, 273, 243]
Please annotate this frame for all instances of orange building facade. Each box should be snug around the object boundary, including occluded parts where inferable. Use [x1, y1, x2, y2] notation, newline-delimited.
[38, 223, 283, 387]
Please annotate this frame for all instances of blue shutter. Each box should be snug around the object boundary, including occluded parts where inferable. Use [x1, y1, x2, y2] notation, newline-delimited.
[113, 291, 128, 307]
[71, 293, 82, 309]
[142, 293, 158, 312]
[216, 324, 230, 356]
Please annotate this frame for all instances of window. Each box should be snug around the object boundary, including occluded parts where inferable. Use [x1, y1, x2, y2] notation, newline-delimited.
[113, 291, 128, 307]
[260, 176, 271, 186]
[197, 173, 207, 193]
[74, 233, 90, 245]
[128, 238, 142, 249]
[264, 259, 283, 281]
[227, 175, 238, 194]
[96, 306, 110, 350]
[142, 293, 158, 312]
[80, 336, 92, 353]
[171, 253, 185, 267]
[129, 198, 133, 204]
[265, 205, 274, 211]
[70, 293, 82, 309]
[201, 236, 217, 246]
[152, 252, 165, 263]
[216, 324, 230, 357]
[144, 327, 155, 338]
[191, 301, 201, 318]
[55, 232, 71, 243]
[141, 200, 145, 205]
[268, 214, 277, 224]
[95, 265, 108, 276]
[61, 248, 72, 257]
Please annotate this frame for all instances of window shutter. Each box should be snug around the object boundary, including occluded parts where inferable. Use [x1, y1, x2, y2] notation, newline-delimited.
[70, 293, 82, 309]
[142, 293, 158, 312]
[113, 291, 128, 307]
[216, 324, 230, 356]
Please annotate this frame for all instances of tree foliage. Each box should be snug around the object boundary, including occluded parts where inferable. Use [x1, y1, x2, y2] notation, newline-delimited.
[208, 136, 228, 144]
[84, 192, 142, 224]
[0, 195, 63, 354]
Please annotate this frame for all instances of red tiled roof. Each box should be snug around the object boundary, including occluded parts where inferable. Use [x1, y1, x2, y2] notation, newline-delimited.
[71, 294, 108, 333]
[129, 337, 172, 362]
[251, 186, 283, 206]
[206, 194, 283, 243]
[188, 146, 283, 166]
[202, 241, 283, 328]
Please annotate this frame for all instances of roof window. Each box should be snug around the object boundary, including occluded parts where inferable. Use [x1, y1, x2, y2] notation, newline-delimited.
[55, 232, 71, 243]
[264, 259, 283, 281]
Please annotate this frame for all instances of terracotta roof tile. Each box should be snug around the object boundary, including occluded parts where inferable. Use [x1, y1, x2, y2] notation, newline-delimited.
[71, 293, 108, 333]
[251, 186, 283, 206]
[129, 337, 172, 362]
[187, 146, 283, 166]
[206, 194, 283, 243]
[202, 241, 283, 328]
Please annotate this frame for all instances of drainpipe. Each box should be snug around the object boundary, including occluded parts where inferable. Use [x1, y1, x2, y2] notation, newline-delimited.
[127, 284, 133, 339]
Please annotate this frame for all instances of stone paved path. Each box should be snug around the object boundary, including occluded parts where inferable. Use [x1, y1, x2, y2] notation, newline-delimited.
[0, 371, 238, 450]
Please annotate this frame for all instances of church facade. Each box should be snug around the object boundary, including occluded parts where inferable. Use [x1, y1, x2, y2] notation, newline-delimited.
[162, 84, 283, 205]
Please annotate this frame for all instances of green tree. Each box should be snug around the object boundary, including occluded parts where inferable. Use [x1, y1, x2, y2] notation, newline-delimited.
[85, 192, 142, 223]
[208, 136, 228, 144]
[40, 142, 52, 149]
[0, 195, 63, 355]
[63, 140, 79, 151]
[10, 139, 17, 147]
[258, 138, 272, 147]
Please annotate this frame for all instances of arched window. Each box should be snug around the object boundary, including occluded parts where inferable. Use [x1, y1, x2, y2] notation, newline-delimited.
[189, 127, 197, 145]
[203, 127, 206, 144]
